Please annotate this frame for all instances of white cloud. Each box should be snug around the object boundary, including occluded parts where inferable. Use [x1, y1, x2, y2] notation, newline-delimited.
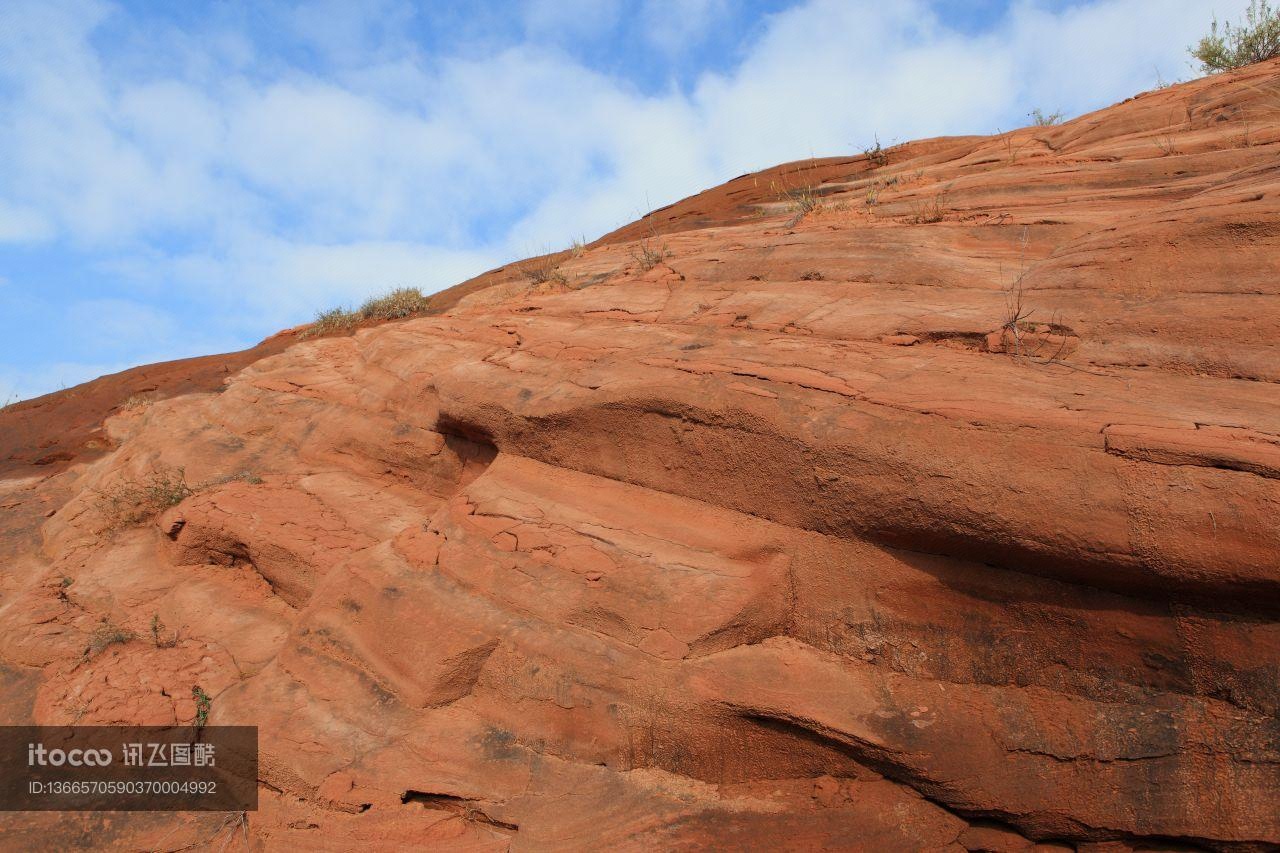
[170, 237, 500, 326]
[0, 0, 1253, 399]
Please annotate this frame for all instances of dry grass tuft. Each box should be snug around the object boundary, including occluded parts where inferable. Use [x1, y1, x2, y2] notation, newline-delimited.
[907, 191, 948, 224]
[89, 621, 136, 657]
[359, 287, 431, 320]
[521, 258, 568, 285]
[1028, 108, 1064, 127]
[1153, 132, 1179, 156]
[630, 238, 670, 271]
[303, 287, 432, 338]
[864, 136, 889, 168]
[782, 185, 821, 226]
[304, 306, 360, 338]
[95, 467, 194, 528]
[94, 466, 264, 529]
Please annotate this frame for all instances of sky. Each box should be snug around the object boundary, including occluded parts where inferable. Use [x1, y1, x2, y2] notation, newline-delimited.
[0, 0, 1250, 402]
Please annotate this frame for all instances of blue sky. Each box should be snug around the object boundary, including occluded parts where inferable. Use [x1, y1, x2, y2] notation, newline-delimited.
[0, 0, 1248, 401]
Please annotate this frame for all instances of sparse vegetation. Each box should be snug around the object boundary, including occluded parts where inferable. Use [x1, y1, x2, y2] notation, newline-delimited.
[781, 184, 821, 226]
[907, 191, 948, 224]
[1153, 132, 1179, 156]
[630, 237, 670, 271]
[521, 257, 568, 286]
[94, 466, 264, 529]
[150, 613, 178, 648]
[303, 286, 432, 339]
[1002, 275, 1034, 357]
[192, 685, 212, 729]
[1153, 67, 1180, 90]
[304, 306, 361, 338]
[1191, 1, 1280, 73]
[998, 129, 1033, 164]
[864, 136, 889, 168]
[995, 227, 1071, 364]
[217, 470, 264, 486]
[94, 467, 195, 528]
[1028, 108, 1064, 127]
[358, 287, 431, 320]
[119, 393, 155, 412]
[89, 621, 135, 657]
[799, 270, 824, 281]
[1235, 119, 1255, 148]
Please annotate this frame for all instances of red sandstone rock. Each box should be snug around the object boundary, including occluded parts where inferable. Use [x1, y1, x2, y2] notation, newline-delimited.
[2, 60, 1280, 850]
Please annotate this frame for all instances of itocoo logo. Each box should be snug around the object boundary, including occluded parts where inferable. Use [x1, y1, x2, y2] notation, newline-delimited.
[28, 743, 113, 767]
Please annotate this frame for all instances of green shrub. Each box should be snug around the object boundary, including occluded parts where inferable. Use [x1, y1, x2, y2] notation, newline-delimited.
[1192, 0, 1280, 73]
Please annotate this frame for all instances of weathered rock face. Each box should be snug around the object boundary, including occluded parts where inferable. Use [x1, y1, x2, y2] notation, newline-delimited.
[2, 61, 1280, 851]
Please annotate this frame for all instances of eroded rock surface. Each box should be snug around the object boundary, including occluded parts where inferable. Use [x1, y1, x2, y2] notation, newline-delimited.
[2, 62, 1280, 851]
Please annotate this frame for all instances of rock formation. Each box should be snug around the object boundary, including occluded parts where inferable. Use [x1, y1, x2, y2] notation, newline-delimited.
[1, 60, 1279, 851]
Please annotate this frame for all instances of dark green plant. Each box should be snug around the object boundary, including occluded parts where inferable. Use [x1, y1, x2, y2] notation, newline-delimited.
[192, 686, 212, 729]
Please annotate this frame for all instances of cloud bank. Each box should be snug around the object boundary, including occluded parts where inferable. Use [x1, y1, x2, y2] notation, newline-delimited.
[0, 0, 1248, 399]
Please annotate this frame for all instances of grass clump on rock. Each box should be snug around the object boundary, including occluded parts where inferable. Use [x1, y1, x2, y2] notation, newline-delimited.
[89, 621, 136, 657]
[303, 287, 431, 339]
[93, 466, 265, 530]
[94, 467, 195, 528]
